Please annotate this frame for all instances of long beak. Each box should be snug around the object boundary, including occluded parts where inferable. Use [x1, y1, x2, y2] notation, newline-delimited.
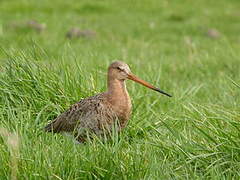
[127, 73, 172, 97]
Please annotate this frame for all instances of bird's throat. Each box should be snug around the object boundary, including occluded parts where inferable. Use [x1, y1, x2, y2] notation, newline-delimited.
[107, 78, 132, 126]
[107, 78, 128, 99]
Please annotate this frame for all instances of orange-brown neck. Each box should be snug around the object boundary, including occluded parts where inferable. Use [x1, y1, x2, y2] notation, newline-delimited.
[106, 74, 132, 127]
[107, 68, 128, 97]
[107, 78, 126, 95]
[107, 76, 129, 104]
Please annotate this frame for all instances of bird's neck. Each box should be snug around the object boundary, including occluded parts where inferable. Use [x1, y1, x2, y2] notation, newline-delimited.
[107, 77, 128, 98]
[106, 75, 132, 128]
[106, 75, 131, 109]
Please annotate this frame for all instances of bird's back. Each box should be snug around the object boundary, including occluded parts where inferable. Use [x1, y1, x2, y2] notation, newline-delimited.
[44, 93, 119, 141]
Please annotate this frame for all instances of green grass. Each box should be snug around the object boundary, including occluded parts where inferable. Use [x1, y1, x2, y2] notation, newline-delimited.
[0, 0, 240, 179]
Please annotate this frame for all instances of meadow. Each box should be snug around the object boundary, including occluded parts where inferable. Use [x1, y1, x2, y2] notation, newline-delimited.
[0, 0, 240, 179]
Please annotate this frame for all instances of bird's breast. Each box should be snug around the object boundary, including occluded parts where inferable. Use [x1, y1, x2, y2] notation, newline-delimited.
[108, 93, 132, 128]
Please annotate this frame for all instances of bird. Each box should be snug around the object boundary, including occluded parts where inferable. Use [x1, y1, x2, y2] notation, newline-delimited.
[44, 61, 172, 143]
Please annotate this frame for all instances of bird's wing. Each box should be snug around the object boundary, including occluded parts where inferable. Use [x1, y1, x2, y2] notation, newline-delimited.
[44, 94, 115, 133]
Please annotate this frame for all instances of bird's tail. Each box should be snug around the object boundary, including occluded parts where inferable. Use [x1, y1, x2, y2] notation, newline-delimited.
[44, 121, 58, 133]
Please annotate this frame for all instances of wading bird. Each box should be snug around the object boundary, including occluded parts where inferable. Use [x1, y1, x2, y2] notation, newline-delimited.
[44, 61, 171, 142]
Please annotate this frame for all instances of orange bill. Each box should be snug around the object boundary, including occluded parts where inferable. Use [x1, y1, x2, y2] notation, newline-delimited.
[127, 73, 172, 97]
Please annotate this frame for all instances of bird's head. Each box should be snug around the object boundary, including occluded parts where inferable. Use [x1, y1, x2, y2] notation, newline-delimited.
[108, 61, 172, 97]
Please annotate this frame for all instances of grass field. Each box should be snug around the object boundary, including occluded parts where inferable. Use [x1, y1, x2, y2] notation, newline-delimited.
[0, 0, 240, 179]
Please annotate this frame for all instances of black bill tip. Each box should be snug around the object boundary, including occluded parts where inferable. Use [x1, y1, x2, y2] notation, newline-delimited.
[155, 88, 172, 97]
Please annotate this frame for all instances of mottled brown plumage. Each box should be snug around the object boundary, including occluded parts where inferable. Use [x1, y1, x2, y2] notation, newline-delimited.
[44, 61, 171, 142]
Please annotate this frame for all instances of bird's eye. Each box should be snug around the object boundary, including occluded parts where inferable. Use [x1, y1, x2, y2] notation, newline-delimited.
[117, 67, 122, 71]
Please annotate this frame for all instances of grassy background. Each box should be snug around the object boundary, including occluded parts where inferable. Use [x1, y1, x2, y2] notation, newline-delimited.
[0, 0, 240, 179]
